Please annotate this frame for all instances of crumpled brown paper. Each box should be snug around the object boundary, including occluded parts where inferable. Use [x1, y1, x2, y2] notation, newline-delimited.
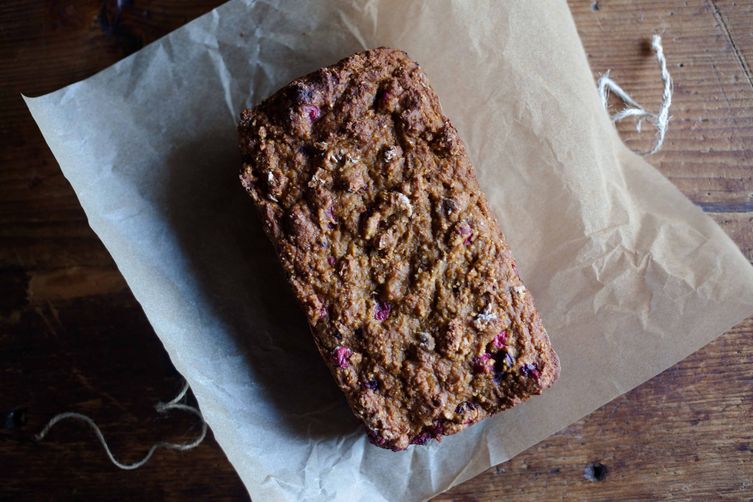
[24, 0, 753, 500]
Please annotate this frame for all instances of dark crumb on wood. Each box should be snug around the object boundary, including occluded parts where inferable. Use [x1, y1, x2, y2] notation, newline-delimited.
[591, 1, 600, 11]
[2, 408, 28, 430]
[584, 462, 608, 482]
[97, 0, 143, 55]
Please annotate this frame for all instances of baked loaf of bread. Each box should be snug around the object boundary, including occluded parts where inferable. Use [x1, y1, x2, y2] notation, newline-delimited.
[239, 48, 559, 451]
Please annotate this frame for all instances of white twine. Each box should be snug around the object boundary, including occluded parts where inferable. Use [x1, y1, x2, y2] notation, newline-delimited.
[597, 34, 673, 155]
[34, 380, 207, 471]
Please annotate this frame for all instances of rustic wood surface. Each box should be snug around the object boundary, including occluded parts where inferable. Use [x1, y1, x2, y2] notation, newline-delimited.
[1, 0, 751, 500]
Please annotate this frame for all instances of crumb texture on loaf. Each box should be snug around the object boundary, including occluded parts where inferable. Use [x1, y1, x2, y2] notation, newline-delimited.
[238, 48, 559, 451]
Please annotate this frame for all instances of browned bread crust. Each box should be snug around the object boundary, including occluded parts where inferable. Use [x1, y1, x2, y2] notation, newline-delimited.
[238, 48, 559, 451]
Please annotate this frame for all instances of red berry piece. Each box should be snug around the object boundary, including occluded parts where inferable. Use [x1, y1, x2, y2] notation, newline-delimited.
[332, 346, 352, 368]
[410, 432, 431, 445]
[492, 330, 508, 350]
[303, 104, 320, 121]
[374, 300, 391, 321]
[459, 222, 473, 245]
[410, 421, 445, 446]
[458, 221, 473, 245]
[319, 303, 329, 320]
[472, 353, 493, 373]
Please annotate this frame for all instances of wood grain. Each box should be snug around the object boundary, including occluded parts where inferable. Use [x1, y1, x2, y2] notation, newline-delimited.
[1, 0, 751, 500]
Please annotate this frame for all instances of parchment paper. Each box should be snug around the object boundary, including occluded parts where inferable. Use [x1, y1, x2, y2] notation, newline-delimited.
[25, 0, 753, 500]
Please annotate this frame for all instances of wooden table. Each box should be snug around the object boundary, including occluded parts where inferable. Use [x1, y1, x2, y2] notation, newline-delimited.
[1, 1, 751, 499]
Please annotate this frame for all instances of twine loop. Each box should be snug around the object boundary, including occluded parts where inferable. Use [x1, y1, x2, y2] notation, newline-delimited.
[597, 35, 673, 155]
[35, 380, 206, 471]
